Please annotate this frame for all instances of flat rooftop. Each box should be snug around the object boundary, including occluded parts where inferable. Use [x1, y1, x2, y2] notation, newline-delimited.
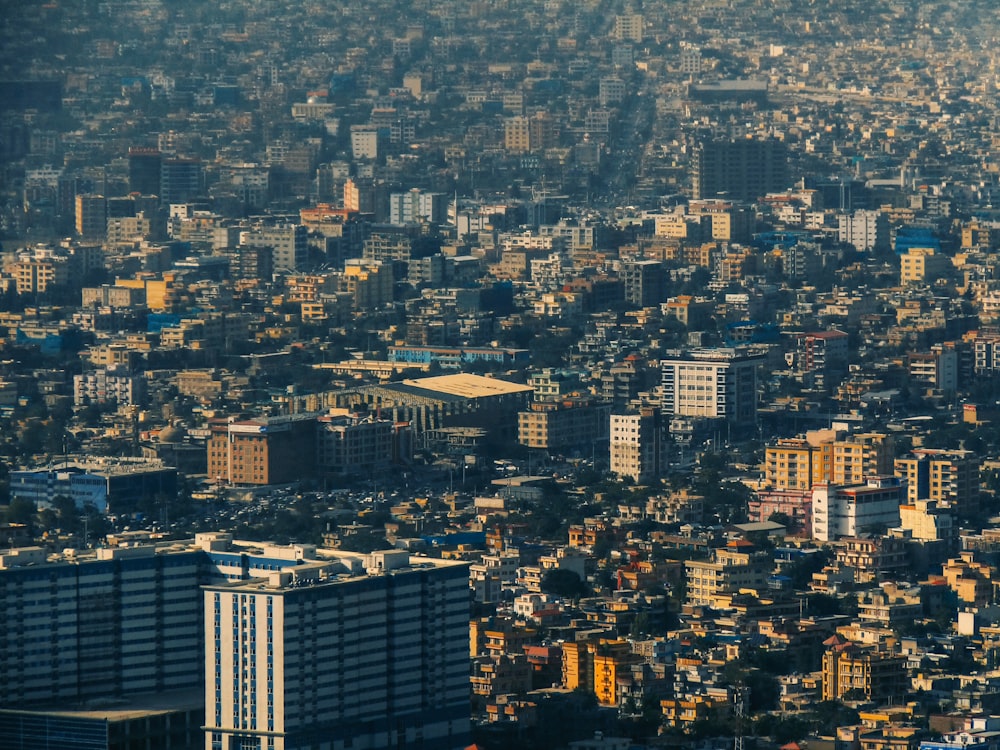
[400, 372, 533, 399]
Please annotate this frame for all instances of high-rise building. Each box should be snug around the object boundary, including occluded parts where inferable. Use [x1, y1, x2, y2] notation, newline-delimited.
[609, 408, 665, 483]
[621, 259, 666, 307]
[242, 223, 309, 272]
[837, 209, 889, 252]
[160, 157, 203, 204]
[204, 549, 471, 750]
[660, 347, 764, 425]
[128, 147, 162, 196]
[75, 193, 107, 239]
[894, 448, 980, 516]
[0, 536, 471, 750]
[691, 137, 789, 201]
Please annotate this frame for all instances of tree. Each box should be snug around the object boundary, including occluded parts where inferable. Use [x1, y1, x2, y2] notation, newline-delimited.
[541, 568, 589, 599]
[4, 496, 35, 525]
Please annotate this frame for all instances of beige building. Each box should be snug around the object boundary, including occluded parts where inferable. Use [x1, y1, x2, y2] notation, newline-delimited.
[684, 544, 771, 606]
[764, 429, 895, 491]
[899, 247, 951, 285]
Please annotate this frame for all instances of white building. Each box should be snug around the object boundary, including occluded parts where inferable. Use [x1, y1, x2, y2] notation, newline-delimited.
[610, 409, 665, 483]
[837, 210, 889, 252]
[241, 223, 308, 271]
[812, 476, 905, 542]
[660, 347, 764, 426]
[204, 549, 471, 750]
[73, 364, 145, 406]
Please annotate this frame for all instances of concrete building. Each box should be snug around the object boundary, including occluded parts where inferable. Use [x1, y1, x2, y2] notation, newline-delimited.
[609, 408, 665, 483]
[899, 247, 951, 285]
[812, 476, 905, 542]
[821, 638, 906, 702]
[660, 347, 764, 426]
[242, 224, 308, 272]
[684, 544, 771, 606]
[204, 549, 470, 750]
[764, 430, 895, 491]
[207, 414, 318, 486]
[894, 449, 979, 516]
[73, 364, 145, 407]
[621, 259, 666, 307]
[316, 411, 403, 476]
[518, 398, 610, 452]
[691, 137, 789, 201]
[75, 193, 107, 239]
[838, 210, 889, 252]
[9, 459, 177, 513]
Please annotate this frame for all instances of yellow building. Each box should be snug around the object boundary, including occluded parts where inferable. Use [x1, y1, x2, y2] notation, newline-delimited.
[894, 448, 979, 515]
[684, 544, 771, 605]
[899, 247, 951, 285]
[764, 430, 894, 490]
[939, 552, 996, 606]
[821, 637, 906, 702]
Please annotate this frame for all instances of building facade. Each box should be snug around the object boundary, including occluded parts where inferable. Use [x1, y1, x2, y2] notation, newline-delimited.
[204, 550, 470, 750]
[660, 347, 763, 425]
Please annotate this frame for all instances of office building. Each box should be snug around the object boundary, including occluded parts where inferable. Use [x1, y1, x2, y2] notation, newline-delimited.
[160, 158, 202, 204]
[691, 137, 789, 201]
[75, 193, 107, 239]
[388, 188, 448, 226]
[316, 411, 404, 476]
[9, 459, 177, 513]
[129, 147, 163, 196]
[207, 414, 318, 486]
[660, 347, 764, 425]
[518, 398, 610, 452]
[204, 549, 471, 750]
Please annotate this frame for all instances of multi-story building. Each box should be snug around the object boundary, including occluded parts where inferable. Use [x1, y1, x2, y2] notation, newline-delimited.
[609, 408, 665, 483]
[207, 414, 318, 486]
[75, 193, 107, 239]
[812, 476, 905, 542]
[341, 258, 393, 310]
[388, 188, 448, 225]
[838, 210, 889, 252]
[832, 536, 909, 583]
[764, 429, 895, 491]
[894, 448, 980, 516]
[242, 223, 308, 271]
[12, 244, 72, 295]
[660, 347, 764, 426]
[899, 247, 951, 285]
[73, 364, 146, 407]
[613, 14, 643, 42]
[691, 137, 789, 202]
[9, 458, 176, 513]
[794, 330, 849, 390]
[821, 638, 906, 702]
[316, 411, 401, 476]
[621, 259, 666, 307]
[160, 157, 202, 204]
[517, 398, 610, 452]
[204, 549, 470, 750]
[684, 545, 771, 606]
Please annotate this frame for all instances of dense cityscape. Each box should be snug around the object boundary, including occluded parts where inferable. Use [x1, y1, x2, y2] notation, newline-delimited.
[5, 0, 1000, 748]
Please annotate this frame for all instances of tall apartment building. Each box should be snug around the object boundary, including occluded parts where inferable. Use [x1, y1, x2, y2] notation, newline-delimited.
[204, 549, 470, 750]
[691, 137, 789, 201]
[388, 188, 448, 225]
[160, 157, 203, 204]
[684, 545, 772, 606]
[794, 330, 849, 390]
[73, 363, 146, 407]
[609, 408, 665, 483]
[242, 223, 308, 272]
[764, 429, 895, 491]
[899, 247, 951, 285]
[660, 347, 763, 425]
[837, 209, 889, 252]
[0, 537, 471, 750]
[613, 14, 644, 42]
[75, 193, 107, 239]
[821, 639, 906, 702]
[894, 448, 980, 515]
[128, 147, 163, 196]
[621, 259, 666, 307]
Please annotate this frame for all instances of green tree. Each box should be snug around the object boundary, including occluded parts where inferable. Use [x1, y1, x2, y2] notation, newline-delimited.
[541, 568, 589, 599]
[4, 497, 35, 525]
